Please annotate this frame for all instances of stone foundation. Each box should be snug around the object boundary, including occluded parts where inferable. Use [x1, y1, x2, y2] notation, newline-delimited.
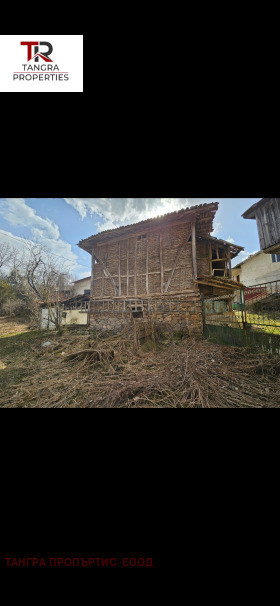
[89, 295, 203, 337]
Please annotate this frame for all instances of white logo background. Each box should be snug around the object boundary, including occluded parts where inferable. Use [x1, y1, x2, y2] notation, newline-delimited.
[0, 35, 83, 92]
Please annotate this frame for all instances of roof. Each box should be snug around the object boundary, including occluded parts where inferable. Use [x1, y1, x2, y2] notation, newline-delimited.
[242, 198, 271, 219]
[78, 202, 219, 251]
[232, 250, 261, 269]
[73, 276, 91, 284]
[198, 235, 244, 258]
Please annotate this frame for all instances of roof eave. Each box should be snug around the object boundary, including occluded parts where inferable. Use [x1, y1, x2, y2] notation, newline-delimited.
[77, 202, 219, 250]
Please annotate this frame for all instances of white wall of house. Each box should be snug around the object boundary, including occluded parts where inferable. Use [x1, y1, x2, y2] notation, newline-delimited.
[61, 310, 88, 325]
[73, 277, 91, 296]
[232, 251, 280, 286]
[41, 308, 57, 330]
[41, 307, 88, 329]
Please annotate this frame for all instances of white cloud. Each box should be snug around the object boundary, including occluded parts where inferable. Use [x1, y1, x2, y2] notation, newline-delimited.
[212, 222, 222, 237]
[0, 198, 59, 240]
[0, 229, 29, 253]
[77, 271, 92, 279]
[226, 236, 235, 243]
[239, 250, 259, 261]
[0, 197, 87, 276]
[64, 198, 192, 230]
[0, 228, 81, 274]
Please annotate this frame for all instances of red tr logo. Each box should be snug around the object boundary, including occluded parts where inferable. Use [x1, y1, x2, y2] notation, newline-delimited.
[21, 41, 53, 62]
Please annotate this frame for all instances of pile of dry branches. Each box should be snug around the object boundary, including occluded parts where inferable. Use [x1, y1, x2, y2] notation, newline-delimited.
[1, 325, 280, 408]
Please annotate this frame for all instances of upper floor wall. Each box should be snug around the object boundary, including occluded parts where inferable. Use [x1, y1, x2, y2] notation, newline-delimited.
[90, 224, 236, 298]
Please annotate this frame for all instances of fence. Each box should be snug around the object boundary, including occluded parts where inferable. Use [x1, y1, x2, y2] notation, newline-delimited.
[202, 280, 280, 356]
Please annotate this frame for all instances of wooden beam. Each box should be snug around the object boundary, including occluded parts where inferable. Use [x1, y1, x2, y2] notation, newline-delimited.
[118, 243, 121, 296]
[160, 232, 164, 293]
[135, 238, 137, 296]
[226, 248, 232, 279]
[192, 222, 197, 280]
[165, 228, 192, 293]
[127, 242, 129, 296]
[89, 249, 95, 321]
[195, 279, 239, 290]
[146, 237, 149, 294]
[91, 248, 95, 295]
[93, 251, 119, 296]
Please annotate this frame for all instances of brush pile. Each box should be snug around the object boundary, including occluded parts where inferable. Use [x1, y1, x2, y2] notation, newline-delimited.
[1, 325, 280, 407]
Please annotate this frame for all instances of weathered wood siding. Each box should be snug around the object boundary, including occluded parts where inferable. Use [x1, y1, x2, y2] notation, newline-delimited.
[255, 198, 280, 251]
[196, 241, 210, 276]
[91, 222, 197, 298]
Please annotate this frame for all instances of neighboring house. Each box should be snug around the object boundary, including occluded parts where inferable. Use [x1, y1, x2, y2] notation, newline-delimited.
[233, 251, 280, 287]
[73, 276, 91, 296]
[41, 280, 91, 329]
[242, 198, 280, 254]
[78, 202, 244, 336]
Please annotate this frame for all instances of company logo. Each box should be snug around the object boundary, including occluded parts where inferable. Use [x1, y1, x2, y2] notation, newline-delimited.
[21, 41, 53, 62]
[13, 40, 69, 82]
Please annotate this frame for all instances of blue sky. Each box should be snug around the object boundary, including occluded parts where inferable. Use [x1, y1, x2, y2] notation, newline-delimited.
[0, 197, 261, 280]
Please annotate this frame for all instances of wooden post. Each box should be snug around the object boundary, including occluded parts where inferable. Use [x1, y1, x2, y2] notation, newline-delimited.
[146, 237, 149, 294]
[89, 248, 95, 325]
[227, 248, 232, 279]
[91, 248, 95, 295]
[118, 242, 121, 296]
[192, 222, 197, 280]
[135, 238, 137, 296]
[160, 232, 164, 293]
[209, 243, 212, 275]
[127, 241, 129, 296]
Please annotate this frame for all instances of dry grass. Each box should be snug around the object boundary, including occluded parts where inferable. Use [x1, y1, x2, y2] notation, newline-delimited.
[1, 323, 280, 408]
[0, 316, 30, 338]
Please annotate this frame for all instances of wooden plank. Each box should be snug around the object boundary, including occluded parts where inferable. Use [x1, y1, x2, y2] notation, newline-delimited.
[126, 241, 129, 296]
[227, 248, 232, 279]
[195, 279, 239, 290]
[211, 258, 228, 263]
[146, 237, 149, 294]
[91, 248, 95, 296]
[160, 232, 164, 293]
[192, 222, 197, 280]
[135, 238, 137, 296]
[208, 242, 212, 275]
[118, 242, 121, 296]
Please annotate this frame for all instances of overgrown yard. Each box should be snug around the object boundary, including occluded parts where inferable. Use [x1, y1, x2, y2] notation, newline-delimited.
[1, 318, 280, 407]
[0, 316, 31, 338]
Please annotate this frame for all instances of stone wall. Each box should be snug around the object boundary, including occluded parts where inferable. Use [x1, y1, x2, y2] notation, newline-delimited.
[89, 294, 203, 337]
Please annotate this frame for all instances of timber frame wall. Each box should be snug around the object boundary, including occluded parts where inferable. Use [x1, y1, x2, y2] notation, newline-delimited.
[78, 203, 242, 336]
[88, 214, 210, 335]
[90, 221, 200, 299]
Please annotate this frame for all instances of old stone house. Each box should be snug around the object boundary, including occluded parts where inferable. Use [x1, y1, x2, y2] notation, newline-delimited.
[78, 202, 244, 336]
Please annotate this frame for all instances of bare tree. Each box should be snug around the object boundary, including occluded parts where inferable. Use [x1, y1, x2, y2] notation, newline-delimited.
[17, 242, 73, 330]
[0, 242, 12, 272]
[0, 241, 74, 329]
